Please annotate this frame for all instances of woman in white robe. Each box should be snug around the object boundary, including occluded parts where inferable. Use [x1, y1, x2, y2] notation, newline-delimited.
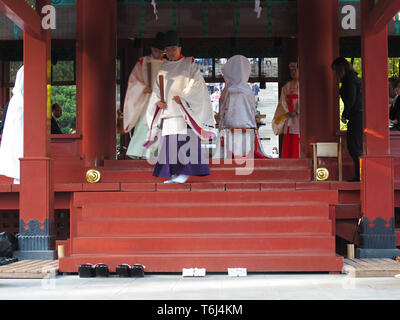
[0, 65, 24, 184]
[123, 32, 165, 159]
[219, 55, 268, 158]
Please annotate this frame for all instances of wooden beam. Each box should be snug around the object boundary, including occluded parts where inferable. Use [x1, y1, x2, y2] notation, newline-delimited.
[0, 0, 42, 39]
[369, 0, 400, 33]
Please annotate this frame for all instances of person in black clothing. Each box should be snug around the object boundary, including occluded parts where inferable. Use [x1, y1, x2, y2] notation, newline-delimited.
[390, 78, 400, 130]
[331, 57, 363, 182]
[51, 103, 63, 134]
[389, 77, 398, 106]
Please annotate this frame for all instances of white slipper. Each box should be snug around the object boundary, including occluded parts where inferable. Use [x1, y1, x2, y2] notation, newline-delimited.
[172, 174, 189, 184]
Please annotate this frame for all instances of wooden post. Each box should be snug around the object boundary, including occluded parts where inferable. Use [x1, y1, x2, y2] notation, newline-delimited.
[76, 0, 117, 167]
[15, 0, 56, 260]
[358, 0, 400, 258]
[297, 0, 339, 158]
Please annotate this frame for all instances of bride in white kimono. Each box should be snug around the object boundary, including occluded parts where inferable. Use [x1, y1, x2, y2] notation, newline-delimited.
[219, 55, 268, 158]
[0, 65, 24, 184]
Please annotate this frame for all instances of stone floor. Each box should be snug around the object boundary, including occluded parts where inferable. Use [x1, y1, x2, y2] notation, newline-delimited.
[1, 272, 399, 300]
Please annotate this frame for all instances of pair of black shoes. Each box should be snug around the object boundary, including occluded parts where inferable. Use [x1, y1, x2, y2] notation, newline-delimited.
[78, 263, 145, 278]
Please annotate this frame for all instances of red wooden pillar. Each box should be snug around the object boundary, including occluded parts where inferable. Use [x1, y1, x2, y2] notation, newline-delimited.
[358, 0, 400, 258]
[297, 0, 339, 157]
[16, 0, 55, 259]
[76, 0, 117, 167]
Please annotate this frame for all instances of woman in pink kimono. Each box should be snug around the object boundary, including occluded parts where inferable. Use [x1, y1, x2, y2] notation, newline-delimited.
[272, 62, 300, 158]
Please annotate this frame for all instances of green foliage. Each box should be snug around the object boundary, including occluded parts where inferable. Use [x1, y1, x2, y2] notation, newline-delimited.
[339, 97, 347, 131]
[51, 85, 76, 134]
[388, 58, 400, 78]
[9, 62, 23, 83]
[346, 57, 400, 78]
[52, 61, 75, 82]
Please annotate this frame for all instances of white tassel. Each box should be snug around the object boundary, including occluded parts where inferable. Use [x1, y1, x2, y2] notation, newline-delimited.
[254, 0, 262, 19]
[151, 0, 158, 21]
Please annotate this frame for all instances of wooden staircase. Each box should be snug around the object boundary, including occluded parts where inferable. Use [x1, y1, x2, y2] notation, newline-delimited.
[59, 159, 343, 273]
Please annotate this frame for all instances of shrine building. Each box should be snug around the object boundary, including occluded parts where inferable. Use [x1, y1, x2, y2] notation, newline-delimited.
[0, 0, 399, 273]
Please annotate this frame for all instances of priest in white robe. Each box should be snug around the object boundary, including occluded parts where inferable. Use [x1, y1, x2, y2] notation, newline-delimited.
[0, 65, 24, 184]
[123, 32, 166, 159]
[145, 30, 216, 183]
[219, 55, 268, 158]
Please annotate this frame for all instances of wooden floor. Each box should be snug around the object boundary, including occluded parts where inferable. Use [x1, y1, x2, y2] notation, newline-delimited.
[0, 260, 59, 279]
[343, 258, 400, 277]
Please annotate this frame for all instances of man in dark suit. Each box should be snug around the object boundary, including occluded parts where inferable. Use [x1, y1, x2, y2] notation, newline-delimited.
[51, 103, 63, 134]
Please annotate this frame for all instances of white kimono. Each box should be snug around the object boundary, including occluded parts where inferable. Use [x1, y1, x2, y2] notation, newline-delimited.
[0, 66, 24, 183]
[218, 55, 268, 158]
[145, 56, 216, 149]
[123, 56, 164, 158]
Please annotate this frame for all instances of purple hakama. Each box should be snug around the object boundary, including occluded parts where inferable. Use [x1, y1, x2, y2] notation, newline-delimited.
[153, 133, 210, 178]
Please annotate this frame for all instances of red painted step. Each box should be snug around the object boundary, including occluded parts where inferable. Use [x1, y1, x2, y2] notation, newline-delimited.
[73, 190, 338, 206]
[71, 234, 336, 254]
[81, 203, 330, 219]
[59, 251, 343, 273]
[50, 158, 313, 183]
[100, 159, 312, 182]
[103, 159, 312, 169]
[99, 168, 311, 183]
[0, 176, 13, 183]
[76, 217, 332, 236]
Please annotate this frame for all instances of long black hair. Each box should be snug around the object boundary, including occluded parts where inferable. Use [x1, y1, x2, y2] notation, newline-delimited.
[331, 57, 357, 82]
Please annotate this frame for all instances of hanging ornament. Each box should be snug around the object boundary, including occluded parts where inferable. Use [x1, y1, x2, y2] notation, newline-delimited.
[254, 0, 262, 19]
[151, 0, 159, 21]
